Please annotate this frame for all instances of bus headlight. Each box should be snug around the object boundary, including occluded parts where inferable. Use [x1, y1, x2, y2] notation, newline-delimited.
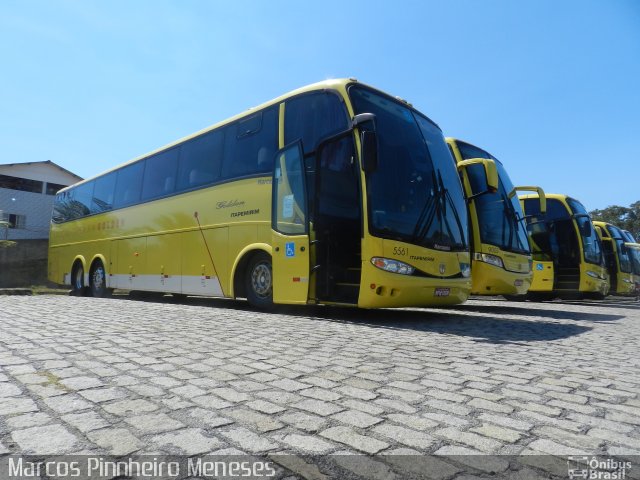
[460, 263, 471, 278]
[586, 270, 601, 279]
[371, 257, 415, 275]
[474, 253, 504, 269]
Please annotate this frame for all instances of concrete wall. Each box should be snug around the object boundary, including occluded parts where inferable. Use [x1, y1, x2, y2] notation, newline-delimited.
[0, 239, 49, 287]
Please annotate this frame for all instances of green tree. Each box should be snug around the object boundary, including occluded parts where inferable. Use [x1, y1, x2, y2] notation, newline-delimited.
[590, 201, 640, 240]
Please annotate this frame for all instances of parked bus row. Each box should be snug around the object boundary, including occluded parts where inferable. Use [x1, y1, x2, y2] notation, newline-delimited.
[47, 79, 638, 308]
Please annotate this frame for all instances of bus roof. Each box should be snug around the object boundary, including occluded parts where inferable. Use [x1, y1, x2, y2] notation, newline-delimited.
[58, 78, 370, 193]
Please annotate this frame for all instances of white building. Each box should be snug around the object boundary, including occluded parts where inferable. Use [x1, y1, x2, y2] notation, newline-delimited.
[0, 161, 82, 240]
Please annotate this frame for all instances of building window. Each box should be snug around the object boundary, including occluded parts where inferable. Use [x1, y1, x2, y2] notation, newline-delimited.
[45, 182, 67, 195]
[0, 174, 43, 194]
[1, 213, 26, 229]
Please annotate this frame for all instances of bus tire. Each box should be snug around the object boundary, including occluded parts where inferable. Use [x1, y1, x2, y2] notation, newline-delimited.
[89, 260, 111, 298]
[245, 252, 273, 309]
[71, 262, 88, 297]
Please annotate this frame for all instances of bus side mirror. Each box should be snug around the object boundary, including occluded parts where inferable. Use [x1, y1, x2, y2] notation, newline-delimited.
[361, 130, 378, 174]
[457, 158, 499, 192]
[509, 186, 547, 214]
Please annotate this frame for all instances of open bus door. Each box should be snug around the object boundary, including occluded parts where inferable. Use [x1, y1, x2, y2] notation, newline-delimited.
[271, 142, 311, 304]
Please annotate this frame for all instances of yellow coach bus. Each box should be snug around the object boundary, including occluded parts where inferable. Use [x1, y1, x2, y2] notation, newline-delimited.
[446, 138, 545, 297]
[594, 221, 636, 296]
[621, 229, 640, 294]
[520, 193, 608, 300]
[49, 79, 483, 308]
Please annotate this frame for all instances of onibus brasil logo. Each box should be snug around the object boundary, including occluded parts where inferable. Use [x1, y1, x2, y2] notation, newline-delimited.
[567, 456, 632, 480]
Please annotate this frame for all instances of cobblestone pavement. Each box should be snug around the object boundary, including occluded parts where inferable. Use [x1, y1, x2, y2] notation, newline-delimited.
[0, 294, 639, 479]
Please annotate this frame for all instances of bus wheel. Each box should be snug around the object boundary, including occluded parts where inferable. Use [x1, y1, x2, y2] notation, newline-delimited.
[90, 260, 111, 298]
[71, 263, 87, 296]
[246, 252, 273, 309]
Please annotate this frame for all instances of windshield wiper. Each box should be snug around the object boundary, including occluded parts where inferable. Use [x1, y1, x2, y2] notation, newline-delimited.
[411, 170, 466, 250]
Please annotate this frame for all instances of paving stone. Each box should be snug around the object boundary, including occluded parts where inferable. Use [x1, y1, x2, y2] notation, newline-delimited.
[0, 397, 39, 415]
[270, 378, 312, 392]
[210, 387, 250, 403]
[280, 411, 327, 433]
[6, 412, 52, 429]
[373, 423, 435, 450]
[61, 411, 110, 433]
[191, 394, 232, 410]
[59, 376, 104, 390]
[43, 394, 92, 414]
[245, 399, 285, 414]
[294, 398, 344, 416]
[152, 428, 223, 454]
[471, 423, 523, 443]
[320, 426, 389, 454]
[102, 398, 159, 416]
[87, 427, 143, 455]
[275, 433, 336, 454]
[12, 424, 79, 453]
[335, 385, 377, 400]
[435, 427, 503, 453]
[124, 412, 185, 434]
[332, 453, 397, 480]
[332, 409, 383, 428]
[78, 387, 127, 403]
[224, 407, 284, 432]
[467, 397, 514, 414]
[219, 427, 278, 453]
[180, 407, 234, 428]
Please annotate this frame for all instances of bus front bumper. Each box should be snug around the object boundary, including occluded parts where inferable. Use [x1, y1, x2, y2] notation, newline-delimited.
[358, 263, 471, 308]
[470, 260, 532, 296]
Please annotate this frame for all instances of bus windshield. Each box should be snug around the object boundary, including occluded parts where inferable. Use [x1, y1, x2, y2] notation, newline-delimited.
[349, 86, 468, 251]
[621, 230, 640, 275]
[457, 142, 529, 255]
[566, 198, 603, 265]
[608, 225, 633, 273]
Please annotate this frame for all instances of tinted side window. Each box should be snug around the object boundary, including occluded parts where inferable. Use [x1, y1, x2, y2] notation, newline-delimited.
[285, 92, 349, 154]
[141, 148, 179, 201]
[67, 181, 94, 220]
[91, 172, 116, 214]
[53, 191, 74, 223]
[113, 162, 144, 208]
[221, 107, 278, 179]
[177, 129, 224, 190]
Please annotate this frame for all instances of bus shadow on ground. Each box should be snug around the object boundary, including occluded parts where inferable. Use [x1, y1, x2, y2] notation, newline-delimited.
[119, 293, 596, 344]
[446, 303, 626, 323]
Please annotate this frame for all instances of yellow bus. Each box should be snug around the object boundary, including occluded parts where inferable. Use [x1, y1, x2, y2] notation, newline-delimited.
[621, 229, 640, 295]
[594, 221, 636, 296]
[446, 138, 545, 297]
[520, 193, 608, 300]
[49, 79, 482, 308]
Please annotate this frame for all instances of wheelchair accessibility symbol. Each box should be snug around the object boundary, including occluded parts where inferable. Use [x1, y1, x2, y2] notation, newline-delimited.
[536, 263, 544, 271]
[285, 242, 295, 258]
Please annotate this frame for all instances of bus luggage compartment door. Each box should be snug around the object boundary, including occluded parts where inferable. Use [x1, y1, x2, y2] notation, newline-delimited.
[271, 142, 310, 304]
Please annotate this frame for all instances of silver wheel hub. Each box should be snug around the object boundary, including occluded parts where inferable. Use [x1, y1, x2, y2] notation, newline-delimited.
[93, 267, 105, 290]
[251, 262, 272, 298]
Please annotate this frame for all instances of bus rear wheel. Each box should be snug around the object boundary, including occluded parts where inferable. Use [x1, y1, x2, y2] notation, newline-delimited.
[71, 263, 87, 296]
[90, 260, 111, 298]
[245, 252, 273, 309]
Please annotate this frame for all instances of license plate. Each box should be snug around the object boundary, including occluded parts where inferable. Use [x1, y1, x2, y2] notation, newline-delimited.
[434, 288, 450, 297]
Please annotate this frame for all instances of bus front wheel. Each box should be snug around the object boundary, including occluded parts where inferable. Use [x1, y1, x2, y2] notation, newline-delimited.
[245, 252, 273, 309]
[71, 263, 87, 296]
[90, 260, 112, 298]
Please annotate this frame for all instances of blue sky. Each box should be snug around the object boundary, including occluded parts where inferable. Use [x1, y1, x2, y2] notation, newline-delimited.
[1, 0, 638, 211]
